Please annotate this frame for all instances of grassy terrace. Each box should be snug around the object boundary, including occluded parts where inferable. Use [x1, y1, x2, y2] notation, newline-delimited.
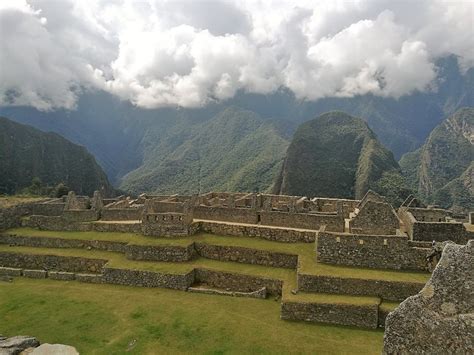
[4, 228, 430, 283]
[0, 278, 384, 354]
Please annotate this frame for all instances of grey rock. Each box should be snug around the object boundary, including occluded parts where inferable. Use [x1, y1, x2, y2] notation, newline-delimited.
[21, 343, 79, 354]
[383, 240, 474, 354]
[0, 336, 40, 355]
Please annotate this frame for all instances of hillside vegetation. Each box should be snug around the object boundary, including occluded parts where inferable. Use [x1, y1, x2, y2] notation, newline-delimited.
[400, 107, 474, 211]
[0, 116, 114, 196]
[273, 112, 410, 204]
[120, 107, 289, 195]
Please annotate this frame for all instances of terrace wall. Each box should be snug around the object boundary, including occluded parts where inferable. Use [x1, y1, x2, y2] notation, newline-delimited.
[0, 234, 127, 253]
[102, 267, 195, 290]
[280, 301, 379, 329]
[125, 243, 196, 262]
[194, 242, 298, 269]
[297, 274, 425, 301]
[0, 251, 106, 273]
[198, 221, 316, 243]
[194, 268, 283, 296]
[316, 231, 429, 271]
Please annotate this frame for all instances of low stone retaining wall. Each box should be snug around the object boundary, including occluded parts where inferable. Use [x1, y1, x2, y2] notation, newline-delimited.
[297, 274, 424, 301]
[24, 216, 142, 234]
[102, 267, 195, 290]
[198, 221, 316, 243]
[194, 268, 283, 296]
[281, 301, 379, 329]
[188, 286, 267, 299]
[125, 243, 196, 262]
[316, 232, 429, 271]
[0, 266, 104, 283]
[0, 251, 107, 273]
[194, 242, 298, 268]
[48, 271, 75, 281]
[0, 234, 127, 252]
[23, 269, 47, 279]
[92, 222, 142, 233]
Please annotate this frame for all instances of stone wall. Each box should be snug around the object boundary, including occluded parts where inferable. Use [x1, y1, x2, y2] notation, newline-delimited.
[280, 301, 379, 328]
[194, 242, 298, 268]
[24, 215, 89, 231]
[408, 207, 451, 222]
[412, 221, 467, 244]
[125, 243, 196, 262]
[0, 251, 106, 273]
[62, 210, 99, 222]
[198, 221, 316, 243]
[32, 202, 65, 216]
[0, 203, 39, 232]
[91, 221, 142, 233]
[399, 208, 469, 244]
[23, 216, 142, 234]
[100, 208, 142, 221]
[0, 234, 127, 253]
[349, 201, 399, 235]
[194, 206, 258, 224]
[194, 268, 283, 296]
[316, 231, 429, 271]
[141, 219, 199, 237]
[259, 211, 344, 232]
[102, 267, 195, 290]
[297, 274, 425, 301]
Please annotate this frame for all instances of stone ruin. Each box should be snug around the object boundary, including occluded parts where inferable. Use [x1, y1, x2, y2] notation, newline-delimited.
[383, 240, 473, 354]
[0, 188, 472, 336]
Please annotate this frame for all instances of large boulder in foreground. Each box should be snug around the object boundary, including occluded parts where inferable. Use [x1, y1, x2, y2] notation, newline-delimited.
[383, 240, 473, 354]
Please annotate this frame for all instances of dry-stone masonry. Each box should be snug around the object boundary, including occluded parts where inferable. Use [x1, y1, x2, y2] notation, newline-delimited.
[383, 240, 474, 354]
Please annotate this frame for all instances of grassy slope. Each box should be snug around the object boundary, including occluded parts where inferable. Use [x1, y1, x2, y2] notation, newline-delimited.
[120, 107, 289, 195]
[0, 117, 114, 196]
[0, 278, 384, 354]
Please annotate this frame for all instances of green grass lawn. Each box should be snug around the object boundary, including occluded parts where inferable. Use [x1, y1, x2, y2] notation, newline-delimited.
[0, 278, 384, 354]
[4, 228, 430, 283]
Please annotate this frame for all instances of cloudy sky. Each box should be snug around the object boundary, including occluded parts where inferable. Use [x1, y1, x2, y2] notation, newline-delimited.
[0, 0, 473, 111]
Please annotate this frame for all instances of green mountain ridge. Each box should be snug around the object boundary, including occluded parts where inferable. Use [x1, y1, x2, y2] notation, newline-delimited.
[120, 107, 289, 195]
[400, 107, 474, 210]
[273, 111, 411, 204]
[0, 116, 114, 196]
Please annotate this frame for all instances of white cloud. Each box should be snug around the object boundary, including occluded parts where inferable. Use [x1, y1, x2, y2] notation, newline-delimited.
[0, 0, 472, 110]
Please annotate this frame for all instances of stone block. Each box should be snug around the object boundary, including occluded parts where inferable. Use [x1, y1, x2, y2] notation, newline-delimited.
[48, 271, 75, 281]
[0, 267, 22, 276]
[75, 273, 103, 284]
[23, 269, 47, 279]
